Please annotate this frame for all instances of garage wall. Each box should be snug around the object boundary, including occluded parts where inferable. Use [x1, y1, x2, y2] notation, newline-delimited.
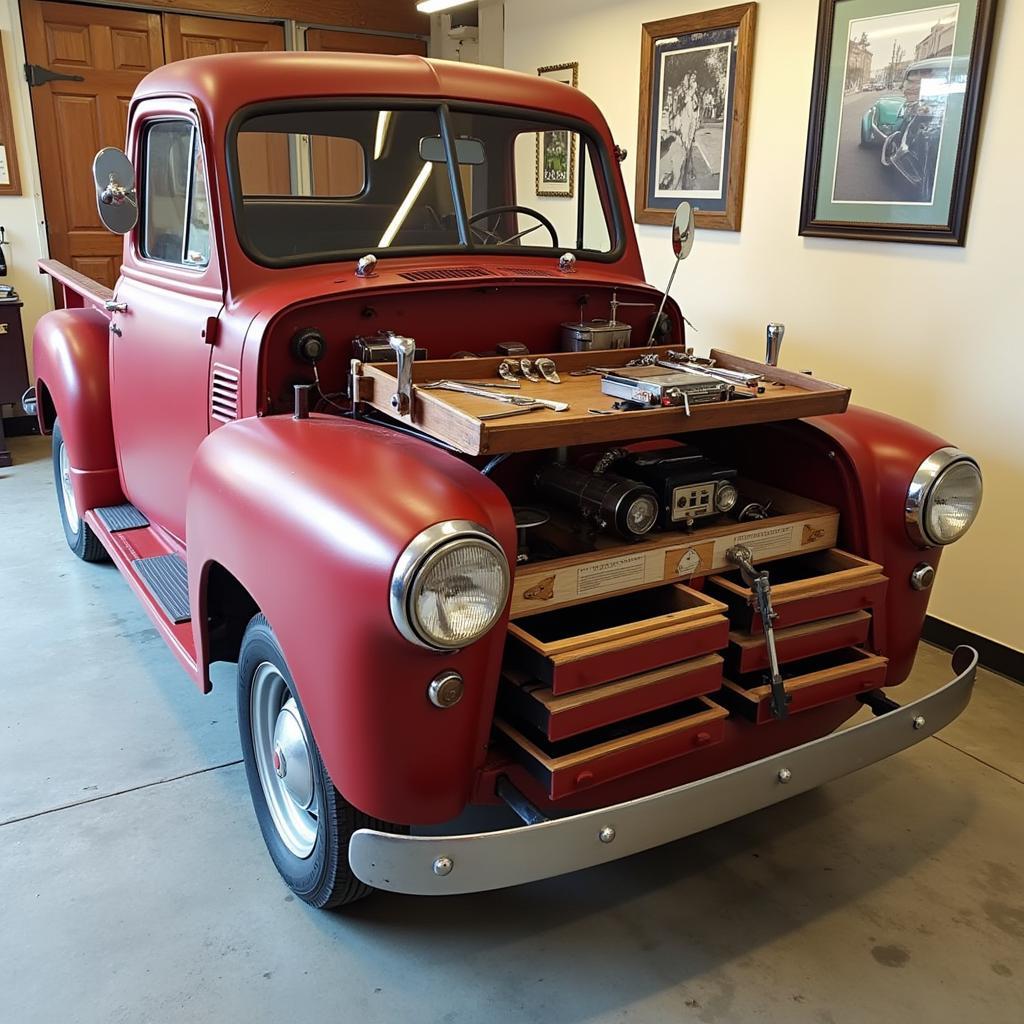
[0, 0, 52, 354]
[504, 0, 1020, 654]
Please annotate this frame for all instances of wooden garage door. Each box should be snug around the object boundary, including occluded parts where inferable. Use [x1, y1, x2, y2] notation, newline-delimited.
[21, 0, 164, 288]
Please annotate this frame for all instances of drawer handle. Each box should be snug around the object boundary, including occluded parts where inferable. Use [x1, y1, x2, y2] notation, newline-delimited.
[694, 730, 714, 746]
[573, 770, 595, 789]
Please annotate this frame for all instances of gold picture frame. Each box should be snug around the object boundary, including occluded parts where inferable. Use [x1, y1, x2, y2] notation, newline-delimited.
[0, 38, 23, 196]
[536, 62, 579, 198]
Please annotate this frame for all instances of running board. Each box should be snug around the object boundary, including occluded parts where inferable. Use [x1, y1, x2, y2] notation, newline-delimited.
[95, 503, 149, 532]
[132, 554, 191, 624]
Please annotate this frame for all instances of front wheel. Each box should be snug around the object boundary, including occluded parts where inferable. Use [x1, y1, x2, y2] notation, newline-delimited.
[237, 614, 403, 909]
[52, 419, 107, 562]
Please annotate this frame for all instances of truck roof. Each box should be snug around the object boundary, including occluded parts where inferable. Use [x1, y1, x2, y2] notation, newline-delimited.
[134, 51, 606, 127]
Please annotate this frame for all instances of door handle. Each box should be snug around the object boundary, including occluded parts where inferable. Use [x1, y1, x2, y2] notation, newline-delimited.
[104, 299, 128, 313]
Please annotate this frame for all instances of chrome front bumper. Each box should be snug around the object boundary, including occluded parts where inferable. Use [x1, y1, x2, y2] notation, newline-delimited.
[350, 647, 977, 896]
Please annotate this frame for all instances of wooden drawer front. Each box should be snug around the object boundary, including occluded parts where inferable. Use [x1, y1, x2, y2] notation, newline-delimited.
[717, 647, 888, 725]
[500, 655, 724, 742]
[497, 697, 727, 799]
[706, 548, 887, 631]
[727, 611, 872, 675]
[507, 584, 729, 695]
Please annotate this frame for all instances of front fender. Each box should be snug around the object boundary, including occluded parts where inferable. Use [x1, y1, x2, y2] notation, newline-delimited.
[32, 308, 123, 510]
[186, 414, 516, 825]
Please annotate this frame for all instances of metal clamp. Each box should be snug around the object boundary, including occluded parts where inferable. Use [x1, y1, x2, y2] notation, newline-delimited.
[104, 299, 127, 313]
[727, 544, 790, 720]
[386, 331, 417, 416]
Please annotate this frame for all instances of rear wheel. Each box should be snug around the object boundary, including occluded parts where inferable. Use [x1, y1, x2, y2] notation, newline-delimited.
[237, 614, 403, 909]
[52, 419, 107, 562]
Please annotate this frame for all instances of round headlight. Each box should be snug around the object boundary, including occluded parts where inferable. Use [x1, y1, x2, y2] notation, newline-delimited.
[391, 521, 510, 651]
[625, 493, 659, 536]
[906, 447, 982, 547]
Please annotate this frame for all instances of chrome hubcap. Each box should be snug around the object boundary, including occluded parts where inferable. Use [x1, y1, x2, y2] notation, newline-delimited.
[251, 662, 318, 858]
[59, 441, 79, 534]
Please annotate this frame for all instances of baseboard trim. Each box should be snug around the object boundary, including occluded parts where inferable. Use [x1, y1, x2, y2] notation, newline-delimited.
[923, 616, 1023, 684]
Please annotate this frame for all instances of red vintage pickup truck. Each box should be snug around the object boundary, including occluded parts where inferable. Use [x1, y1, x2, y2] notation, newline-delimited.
[27, 52, 981, 909]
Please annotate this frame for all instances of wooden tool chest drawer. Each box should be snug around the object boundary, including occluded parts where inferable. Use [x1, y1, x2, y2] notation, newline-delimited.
[496, 696, 727, 799]
[500, 654, 724, 742]
[505, 584, 728, 694]
[717, 647, 888, 725]
[706, 549, 887, 632]
[726, 610, 872, 674]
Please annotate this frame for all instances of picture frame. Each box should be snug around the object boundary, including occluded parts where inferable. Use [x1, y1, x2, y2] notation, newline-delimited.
[0, 37, 23, 196]
[799, 0, 997, 246]
[634, 3, 757, 232]
[536, 62, 579, 198]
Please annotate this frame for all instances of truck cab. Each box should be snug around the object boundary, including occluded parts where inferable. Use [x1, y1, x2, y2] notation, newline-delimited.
[30, 52, 982, 909]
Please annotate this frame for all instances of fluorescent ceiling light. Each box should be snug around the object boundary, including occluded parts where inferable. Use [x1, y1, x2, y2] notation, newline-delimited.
[378, 163, 433, 247]
[416, 0, 475, 13]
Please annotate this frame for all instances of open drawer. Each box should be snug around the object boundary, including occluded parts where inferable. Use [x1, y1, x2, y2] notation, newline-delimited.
[496, 697, 727, 799]
[726, 610, 872, 674]
[500, 654, 724, 742]
[717, 647, 888, 725]
[706, 548, 887, 631]
[505, 584, 728, 694]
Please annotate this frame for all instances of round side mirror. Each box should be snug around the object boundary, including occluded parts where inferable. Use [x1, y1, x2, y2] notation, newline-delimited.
[93, 147, 138, 234]
[671, 201, 695, 261]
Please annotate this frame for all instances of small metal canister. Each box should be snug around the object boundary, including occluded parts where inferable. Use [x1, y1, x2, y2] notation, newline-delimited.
[560, 318, 631, 352]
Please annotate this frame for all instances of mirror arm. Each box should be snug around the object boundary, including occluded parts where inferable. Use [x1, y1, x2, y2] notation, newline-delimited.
[575, 138, 586, 251]
[437, 104, 469, 247]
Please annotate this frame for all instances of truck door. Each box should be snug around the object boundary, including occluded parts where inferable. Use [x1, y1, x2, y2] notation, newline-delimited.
[109, 107, 223, 542]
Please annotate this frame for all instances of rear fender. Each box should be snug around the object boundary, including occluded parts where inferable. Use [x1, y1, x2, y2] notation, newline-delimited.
[186, 414, 516, 826]
[32, 308, 123, 510]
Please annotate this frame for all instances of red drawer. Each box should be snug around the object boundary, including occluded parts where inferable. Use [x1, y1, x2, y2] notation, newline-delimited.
[716, 647, 888, 725]
[706, 548, 887, 631]
[506, 584, 728, 694]
[726, 610, 872, 674]
[496, 696, 727, 800]
[500, 654, 724, 741]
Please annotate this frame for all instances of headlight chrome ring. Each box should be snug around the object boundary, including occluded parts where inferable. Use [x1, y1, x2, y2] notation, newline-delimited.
[390, 520, 510, 651]
[905, 447, 982, 548]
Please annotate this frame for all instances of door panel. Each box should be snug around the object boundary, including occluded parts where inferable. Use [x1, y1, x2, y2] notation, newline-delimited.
[22, 0, 164, 290]
[305, 28, 427, 56]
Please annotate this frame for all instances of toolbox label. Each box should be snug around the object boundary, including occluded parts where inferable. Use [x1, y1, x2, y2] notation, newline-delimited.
[576, 551, 663, 598]
[711, 523, 797, 566]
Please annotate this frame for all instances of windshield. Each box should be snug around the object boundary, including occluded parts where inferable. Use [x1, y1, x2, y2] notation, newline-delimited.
[229, 104, 619, 267]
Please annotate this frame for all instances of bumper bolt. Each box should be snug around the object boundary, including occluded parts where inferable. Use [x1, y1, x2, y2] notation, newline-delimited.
[777, 768, 793, 784]
[598, 826, 616, 844]
[432, 856, 454, 876]
[913, 715, 926, 730]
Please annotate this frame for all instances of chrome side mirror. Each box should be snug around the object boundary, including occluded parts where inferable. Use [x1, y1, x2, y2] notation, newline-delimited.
[93, 147, 138, 234]
[671, 201, 695, 261]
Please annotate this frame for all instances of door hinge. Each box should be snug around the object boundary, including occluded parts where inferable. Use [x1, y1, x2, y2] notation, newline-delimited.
[24, 64, 85, 87]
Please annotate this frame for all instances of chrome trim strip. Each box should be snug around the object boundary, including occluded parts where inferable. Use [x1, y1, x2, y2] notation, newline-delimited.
[350, 648, 977, 896]
[905, 446, 981, 547]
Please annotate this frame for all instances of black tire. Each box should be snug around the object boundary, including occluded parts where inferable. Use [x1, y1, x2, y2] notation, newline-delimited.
[52, 419, 108, 563]
[237, 614, 403, 909]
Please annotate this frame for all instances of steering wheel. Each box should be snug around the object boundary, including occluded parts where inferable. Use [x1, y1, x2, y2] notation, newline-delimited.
[467, 204, 559, 247]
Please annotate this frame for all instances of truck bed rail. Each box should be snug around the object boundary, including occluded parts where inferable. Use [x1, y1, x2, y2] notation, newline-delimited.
[38, 259, 114, 313]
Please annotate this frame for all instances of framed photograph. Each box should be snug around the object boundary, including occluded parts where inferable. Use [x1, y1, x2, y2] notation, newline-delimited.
[536, 62, 579, 197]
[635, 4, 757, 232]
[800, 0, 997, 245]
[0, 37, 23, 196]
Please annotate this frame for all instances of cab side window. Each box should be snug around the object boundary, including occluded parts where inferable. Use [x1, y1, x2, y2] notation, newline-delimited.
[142, 120, 211, 268]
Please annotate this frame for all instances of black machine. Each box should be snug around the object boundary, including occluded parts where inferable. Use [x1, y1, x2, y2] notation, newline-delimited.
[618, 447, 738, 528]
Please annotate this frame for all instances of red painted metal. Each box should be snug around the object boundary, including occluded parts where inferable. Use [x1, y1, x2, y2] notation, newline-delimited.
[185, 414, 516, 823]
[31, 308, 124, 512]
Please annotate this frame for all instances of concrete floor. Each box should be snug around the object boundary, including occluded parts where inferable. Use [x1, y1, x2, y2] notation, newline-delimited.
[1, 433, 1022, 1023]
